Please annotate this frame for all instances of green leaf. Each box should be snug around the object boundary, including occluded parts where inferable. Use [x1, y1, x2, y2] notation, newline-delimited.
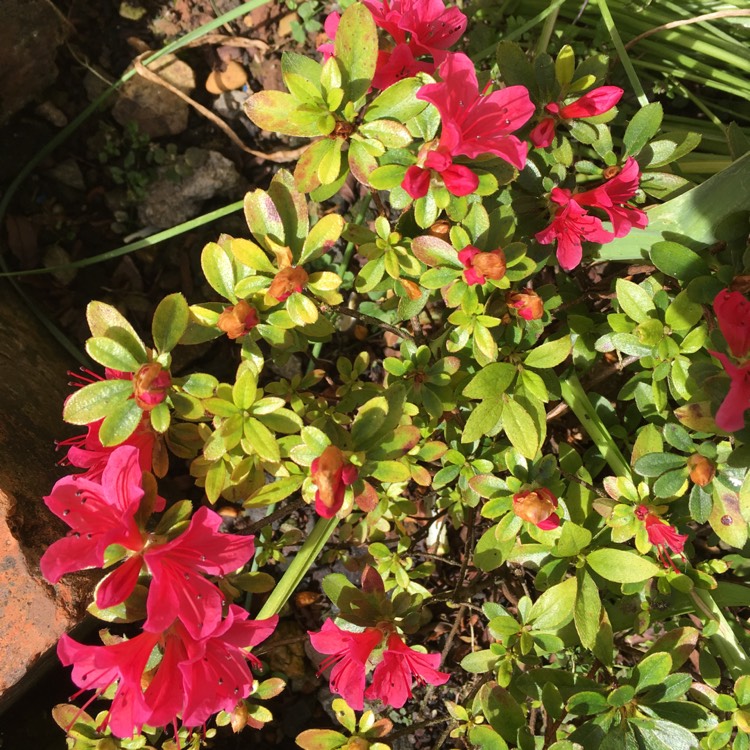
[364, 76, 428, 123]
[99, 398, 143, 446]
[523, 336, 572, 369]
[411, 235, 461, 268]
[554, 523, 592, 558]
[496, 41, 536, 92]
[634, 652, 672, 692]
[462, 399, 503, 444]
[574, 569, 600, 649]
[295, 729, 347, 750]
[463, 363, 516, 399]
[709, 478, 748, 548]
[623, 102, 663, 156]
[555, 45, 575, 86]
[244, 91, 333, 137]
[634, 452, 686, 477]
[502, 398, 539, 459]
[86, 301, 146, 358]
[287, 292, 319, 326]
[85, 336, 141, 372]
[351, 395, 388, 449]
[62, 378, 134, 425]
[480, 684, 526, 743]
[232, 368, 258, 410]
[460, 649, 499, 674]
[334, 3, 377, 103]
[633, 719, 699, 750]
[152, 292, 189, 354]
[665, 290, 703, 331]
[616, 278, 655, 323]
[201, 242, 236, 301]
[368, 164, 407, 190]
[231, 238, 276, 274]
[300, 214, 345, 265]
[244, 417, 280, 462]
[587, 549, 660, 583]
[468, 725, 509, 750]
[371, 459, 411, 483]
[245, 475, 305, 507]
[528, 576, 577, 630]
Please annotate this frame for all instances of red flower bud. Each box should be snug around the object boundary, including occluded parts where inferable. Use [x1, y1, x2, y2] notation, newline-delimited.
[507, 289, 544, 321]
[133, 363, 171, 411]
[267, 267, 309, 302]
[217, 299, 259, 339]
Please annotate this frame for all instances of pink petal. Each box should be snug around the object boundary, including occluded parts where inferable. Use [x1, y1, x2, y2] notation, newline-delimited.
[530, 118, 556, 148]
[440, 164, 479, 196]
[402, 165, 431, 199]
[95, 554, 143, 609]
[537, 513, 561, 531]
[559, 86, 623, 119]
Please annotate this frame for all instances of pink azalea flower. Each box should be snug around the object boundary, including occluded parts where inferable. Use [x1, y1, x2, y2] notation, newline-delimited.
[574, 157, 648, 238]
[535, 187, 614, 271]
[96, 506, 255, 639]
[710, 352, 750, 432]
[512, 487, 561, 530]
[530, 86, 623, 148]
[635, 505, 688, 571]
[310, 446, 359, 518]
[713, 289, 750, 359]
[40, 445, 146, 585]
[417, 52, 534, 170]
[365, 634, 449, 708]
[457, 246, 507, 286]
[372, 43, 433, 90]
[308, 619, 383, 710]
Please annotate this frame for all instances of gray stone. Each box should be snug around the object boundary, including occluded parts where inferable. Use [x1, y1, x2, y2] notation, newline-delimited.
[137, 147, 243, 229]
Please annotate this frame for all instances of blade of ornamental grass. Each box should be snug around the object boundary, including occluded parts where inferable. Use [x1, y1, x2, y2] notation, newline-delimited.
[595, 150, 750, 263]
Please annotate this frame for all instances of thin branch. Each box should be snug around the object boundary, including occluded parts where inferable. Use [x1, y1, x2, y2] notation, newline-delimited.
[317, 300, 416, 340]
[233, 497, 306, 536]
[624, 10, 750, 50]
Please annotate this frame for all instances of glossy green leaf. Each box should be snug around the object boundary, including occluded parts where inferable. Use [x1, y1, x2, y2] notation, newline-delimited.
[623, 102, 663, 156]
[616, 278, 655, 323]
[587, 549, 660, 583]
[152, 292, 189, 354]
[334, 3, 377, 103]
[523, 336, 572, 369]
[99, 398, 143, 446]
[201, 242, 237, 302]
[63, 378, 134, 425]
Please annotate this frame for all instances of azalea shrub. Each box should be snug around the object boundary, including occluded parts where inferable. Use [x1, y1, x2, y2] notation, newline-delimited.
[44, 2, 750, 750]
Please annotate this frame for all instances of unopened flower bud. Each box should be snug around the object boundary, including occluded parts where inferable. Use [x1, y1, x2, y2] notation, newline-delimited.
[267, 267, 309, 302]
[688, 454, 715, 487]
[229, 700, 249, 733]
[471, 250, 506, 281]
[133, 363, 171, 411]
[427, 220, 451, 239]
[507, 288, 544, 321]
[513, 488, 560, 530]
[217, 299, 259, 339]
[311, 445, 358, 518]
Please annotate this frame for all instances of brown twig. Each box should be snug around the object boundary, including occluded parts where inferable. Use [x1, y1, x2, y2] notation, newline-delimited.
[316, 300, 416, 340]
[233, 497, 306, 536]
[132, 55, 307, 163]
[624, 10, 750, 50]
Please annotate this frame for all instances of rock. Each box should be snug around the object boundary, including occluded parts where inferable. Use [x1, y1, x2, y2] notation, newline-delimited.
[0, 0, 68, 125]
[112, 53, 195, 138]
[0, 282, 91, 709]
[137, 147, 243, 229]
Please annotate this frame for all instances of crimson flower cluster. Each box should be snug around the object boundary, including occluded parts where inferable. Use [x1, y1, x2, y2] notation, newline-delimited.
[309, 619, 449, 709]
[710, 289, 750, 432]
[635, 505, 688, 571]
[43, 442, 276, 738]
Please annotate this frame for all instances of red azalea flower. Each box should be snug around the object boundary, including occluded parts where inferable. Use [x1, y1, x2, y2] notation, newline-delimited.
[310, 446, 358, 518]
[40, 445, 146, 584]
[60, 416, 157, 482]
[317, 11, 340, 60]
[574, 157, 648, 238]
[713, 289, 750, 358]
[710, 352, 750, 432]
[96, 506, 255, 639]
[58, 606, 277, 738]
[417, 52, 534, 170]
[512, 488, 560, 530]
[457, 246, 506, 286]
[363, 0, 466, 59]
[535, 187, 614, 271]
[635, 505, 688, 571]
[267, 267, 309, 302]
[530, 86, 623, 148]
[372, 43, 433, 90]
[178, 605, 278, 727]
[364, 634, 449, 708]
[402, 137, 479, 199]
[308, 620, 384, 711]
